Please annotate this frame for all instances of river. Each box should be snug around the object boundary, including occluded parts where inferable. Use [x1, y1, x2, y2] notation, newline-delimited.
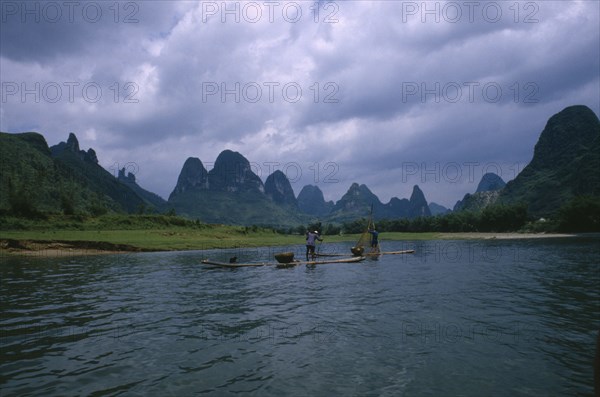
[1, 238, 598, 396]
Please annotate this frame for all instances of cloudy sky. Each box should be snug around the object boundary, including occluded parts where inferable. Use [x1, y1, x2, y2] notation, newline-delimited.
[1, 0, 599, 208]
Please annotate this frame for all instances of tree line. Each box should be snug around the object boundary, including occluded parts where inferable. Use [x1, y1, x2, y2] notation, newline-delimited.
[314, 197, 600, 234]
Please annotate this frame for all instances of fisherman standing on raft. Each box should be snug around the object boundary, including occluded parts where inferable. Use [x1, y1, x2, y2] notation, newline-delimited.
[306, 230, 323, 260]
[368, 228, 379, 253]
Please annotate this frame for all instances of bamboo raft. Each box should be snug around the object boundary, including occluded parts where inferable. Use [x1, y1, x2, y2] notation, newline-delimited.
[367, 249, 415, 256]
[201, 255, 367, 268]
[279, 255, 366, 268]
[316, 249, 415, 257]
[201, 259, 272, 268]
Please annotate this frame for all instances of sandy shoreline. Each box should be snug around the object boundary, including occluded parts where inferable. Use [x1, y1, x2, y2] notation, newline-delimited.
[436, 232, 582, 240]
[1, 232, 593, 258]
[0, 239, 149, 258]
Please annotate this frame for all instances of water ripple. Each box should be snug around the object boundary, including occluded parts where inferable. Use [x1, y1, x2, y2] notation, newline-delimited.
[1, 239, 598, 396]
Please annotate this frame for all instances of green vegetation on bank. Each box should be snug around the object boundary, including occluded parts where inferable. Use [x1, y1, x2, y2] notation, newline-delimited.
[0, 132, 148, 217]
[341, 198, 600, 234]
[0, 214, 295, 250]
[2, 194, 598, 254]
[2, 195, 598, 253]
[0, 214, 445, 252]
[1, 228, 297, 251]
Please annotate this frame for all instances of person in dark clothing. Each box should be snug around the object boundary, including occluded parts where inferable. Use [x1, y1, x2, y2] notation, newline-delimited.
[368, 228, 380, 254]
[368, 228, 379, 248]
[306, 230, 322, 260]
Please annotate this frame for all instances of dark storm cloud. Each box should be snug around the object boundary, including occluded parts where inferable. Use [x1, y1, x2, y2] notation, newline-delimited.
[0, 1, 180, 61]
[1, 0, 598, 205]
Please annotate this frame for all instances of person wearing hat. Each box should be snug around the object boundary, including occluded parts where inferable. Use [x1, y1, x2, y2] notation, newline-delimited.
[305, 230, 323, 261]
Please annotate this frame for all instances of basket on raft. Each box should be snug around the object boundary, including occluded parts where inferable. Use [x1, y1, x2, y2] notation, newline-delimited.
[274, 252, 295, 263]
[350, 246, 364, 256]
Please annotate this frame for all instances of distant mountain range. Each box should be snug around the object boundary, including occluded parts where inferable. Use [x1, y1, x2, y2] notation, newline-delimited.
[166, 149, 435, 226]
[323, 182, 431, 223]
[167, 150, 306, 226]
[1, 105, 598, 225]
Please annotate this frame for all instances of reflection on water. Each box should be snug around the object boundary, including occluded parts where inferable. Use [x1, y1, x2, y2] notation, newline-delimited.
[1, 238, 598, 396]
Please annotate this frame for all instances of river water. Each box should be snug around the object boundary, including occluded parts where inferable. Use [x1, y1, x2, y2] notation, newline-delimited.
[1, 238, 598, 396]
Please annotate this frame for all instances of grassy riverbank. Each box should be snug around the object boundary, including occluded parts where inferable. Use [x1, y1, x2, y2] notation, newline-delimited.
[0, 228, 443, 253]
[0, 214, 581, 256]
